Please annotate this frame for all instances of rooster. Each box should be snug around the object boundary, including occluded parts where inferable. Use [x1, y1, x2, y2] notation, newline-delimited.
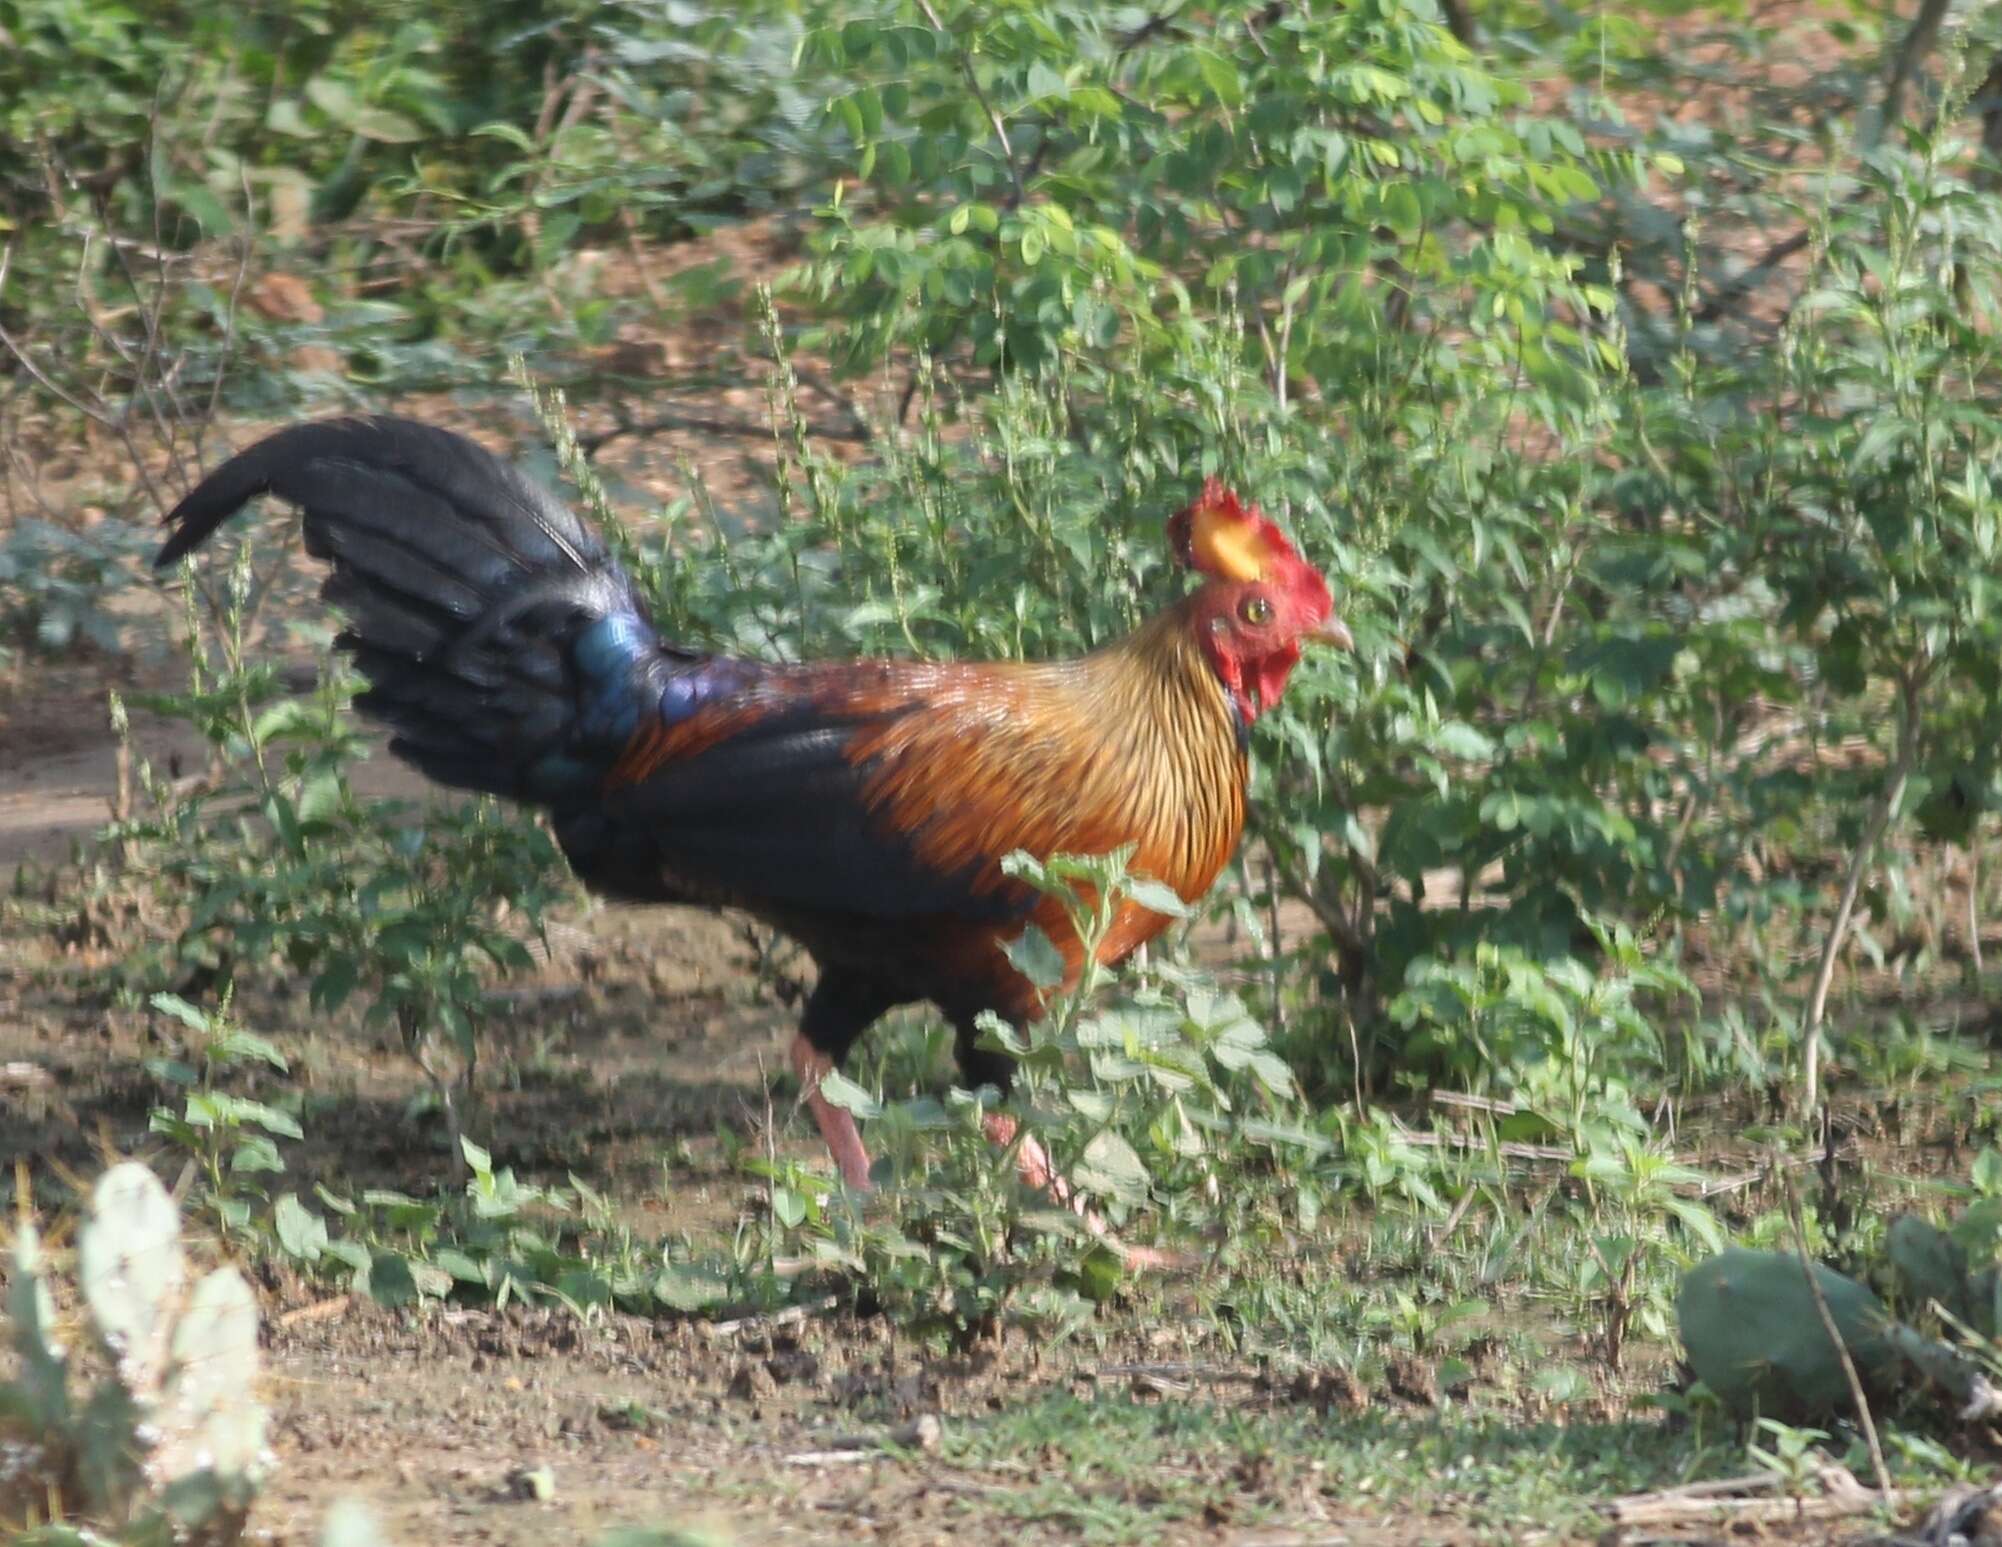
[156, 418, 1348, 1202]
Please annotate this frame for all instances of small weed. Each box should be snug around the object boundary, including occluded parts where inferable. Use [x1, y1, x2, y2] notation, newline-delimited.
[144, 988, 302, 1238]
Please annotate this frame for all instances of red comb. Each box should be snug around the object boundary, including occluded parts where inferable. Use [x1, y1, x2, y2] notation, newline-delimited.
[1168, 479, 1301, 583]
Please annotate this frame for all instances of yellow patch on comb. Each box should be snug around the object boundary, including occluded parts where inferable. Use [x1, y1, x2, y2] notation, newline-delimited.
[1191, 511, 1269, 583]
[1178, 478, 1285, 583]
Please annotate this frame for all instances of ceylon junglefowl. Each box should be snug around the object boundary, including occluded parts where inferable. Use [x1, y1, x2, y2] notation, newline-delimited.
[155, 417, 1349, 1209]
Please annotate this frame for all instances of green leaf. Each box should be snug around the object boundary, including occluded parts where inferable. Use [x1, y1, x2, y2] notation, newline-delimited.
[1125, 877, 1190, 918]
[311, 958, 359, 1013]
[1071, 1131, 1150, 1205]
[149, 992, 211, 1033]
[653, 1265, 728, 1313]
[273, 1194, 327, 1262]
[1072, 1244, 1126, 1302]
[305, 76, 420, 142]
[1003, 924, 1066, 991]
[817, 1069, 882, 1118]
[230, 1134, 285, 1174]
[1431, 722, 1496, 761]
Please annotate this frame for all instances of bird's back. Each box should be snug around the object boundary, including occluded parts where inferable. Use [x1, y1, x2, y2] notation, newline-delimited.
[589, 603, 1249, 1020]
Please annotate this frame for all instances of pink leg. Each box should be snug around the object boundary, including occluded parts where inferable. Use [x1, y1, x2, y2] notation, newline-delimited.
[790, 1033, 873, 1190]
[981, 1112, 1187, 1270]
[982, 1112, 1076, 1207]
[787, 1049, 1184, 1269]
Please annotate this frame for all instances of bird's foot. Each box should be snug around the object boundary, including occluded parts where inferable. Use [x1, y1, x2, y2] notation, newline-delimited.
[981, 1112, 1186, 1271]
[786, 1040, 1185, 1267]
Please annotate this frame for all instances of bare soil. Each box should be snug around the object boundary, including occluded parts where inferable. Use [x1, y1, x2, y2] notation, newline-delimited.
[248, 1295, 1440, 1547]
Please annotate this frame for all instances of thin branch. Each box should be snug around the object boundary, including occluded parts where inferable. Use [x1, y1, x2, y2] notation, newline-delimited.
[198, 172, 256, 466]
[1968, 842, 1985, 973]
[1694, 228, 1814, 325]
[578, 407, 868, 458]
[1801, 665, 1926, 1110]
[1873, 0, 1952, 148]
[1694, 0, 1949, 324]
[1115, 12, 1179, 56]
[1975, 49, 2002, 190]
[1436, 0, 1478, 49]
[1784, 1174, 1890, 1497]
[914, 0, 1026, 208]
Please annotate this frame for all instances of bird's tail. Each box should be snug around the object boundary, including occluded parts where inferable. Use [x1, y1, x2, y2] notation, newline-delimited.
[156, 416, 663, 804]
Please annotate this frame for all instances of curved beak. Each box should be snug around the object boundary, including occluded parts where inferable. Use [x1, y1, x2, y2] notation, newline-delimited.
[1306, 614, 1354, 651]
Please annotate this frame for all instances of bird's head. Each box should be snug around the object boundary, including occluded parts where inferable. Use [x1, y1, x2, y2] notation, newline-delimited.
[1169, 479, 1350, 722]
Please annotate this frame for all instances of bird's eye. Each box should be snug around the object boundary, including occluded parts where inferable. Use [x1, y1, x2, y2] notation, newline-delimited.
[1238, 595, 1273, 626]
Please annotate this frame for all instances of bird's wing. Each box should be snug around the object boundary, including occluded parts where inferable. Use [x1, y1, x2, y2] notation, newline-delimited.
[597, 658, 1132, 925]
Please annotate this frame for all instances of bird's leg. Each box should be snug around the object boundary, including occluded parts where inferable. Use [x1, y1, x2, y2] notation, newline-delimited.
[979, 1110, 1186, 1269]
[972, 1096, 1185, 1264]
[981, 1111, 1076, 1208]
[789, 1032, 874, 1190]
[790, 972, 900, 1189]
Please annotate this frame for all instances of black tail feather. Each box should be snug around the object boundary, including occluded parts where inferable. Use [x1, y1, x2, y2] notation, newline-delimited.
[157, 416, 657, 803]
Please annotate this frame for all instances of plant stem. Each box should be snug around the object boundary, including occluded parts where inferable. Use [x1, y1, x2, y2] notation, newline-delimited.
[1968, 842, 1985, 974]
[1783, 1175, 1890, 1497]
[1800, 665, 1925, 1111]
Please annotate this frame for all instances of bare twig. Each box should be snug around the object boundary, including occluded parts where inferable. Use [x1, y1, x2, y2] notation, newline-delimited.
[1086, 1363, 1262, 1385]
[1873, 0, 1953, 148]
[1436, 0, 1477, 48]
[579, 408, 867, 458]
[199, 173, 255, 457]
[1784, 1173, 1890, 1496]
[1976, 51, 2002, 190]
[1967, 842, 1985, 973]
[1429, 1090, 1519, 1117]
[785, 1414, 943, 1464]
[1431, 1184, 1479, 1245]
[1401, 1130, 1574, 1164]
[701, 1295, 840, 1340]
[275, 1295, 353, 1329]
[1, 1063, 55, 1090]
[1698, 0, 1955, 327]
[1115, 12, 1178, 55]
[1610, 1464, 1901, 1528]
[1802, 665, 1927, 1110]
[914, 0, 1026, 208]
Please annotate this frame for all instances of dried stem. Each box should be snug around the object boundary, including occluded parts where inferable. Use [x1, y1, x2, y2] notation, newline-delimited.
[1801, 665, 1925, 1111]
[1783, 1175, 1890, 1497]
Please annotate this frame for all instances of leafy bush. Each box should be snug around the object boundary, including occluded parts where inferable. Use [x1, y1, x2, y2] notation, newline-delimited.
[144, 989, 303, 1238]
[114, 539, 568, 1153]
[0, 518, 155, 666]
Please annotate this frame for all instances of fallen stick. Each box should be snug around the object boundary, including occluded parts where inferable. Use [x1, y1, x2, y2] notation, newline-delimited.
[1087, 1362, 1262, 1384]
[1609, 1465, 1903, 1529]
[703, 1294, 838, 1338]
[276, 1295, 352, 1328]
[786, 1414, 942, 1464]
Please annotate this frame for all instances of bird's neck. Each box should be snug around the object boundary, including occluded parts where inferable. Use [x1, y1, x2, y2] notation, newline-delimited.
[1081, 599, 1249, 752]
